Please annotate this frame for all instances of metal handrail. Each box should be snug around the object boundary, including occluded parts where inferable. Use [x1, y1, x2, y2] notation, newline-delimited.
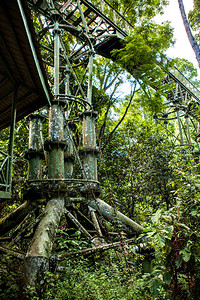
[82, 0, 200, 101]
[0, 153, 11, 191]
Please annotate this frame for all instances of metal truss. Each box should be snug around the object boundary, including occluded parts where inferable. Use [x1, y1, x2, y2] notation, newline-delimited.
[154, 67, 200, 147]
[27, 0, 200, 148]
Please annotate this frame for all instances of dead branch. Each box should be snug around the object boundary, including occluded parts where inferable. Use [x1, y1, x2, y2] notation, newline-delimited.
[57, 237, 135, 259]
[0, 201, 37, 237]
[0, 245, 25, 260]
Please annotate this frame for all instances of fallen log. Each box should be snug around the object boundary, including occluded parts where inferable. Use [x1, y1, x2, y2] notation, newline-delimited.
[58, 237, 135, 259]
[25, 198, 64, 286]
[88, 199, 144, 235]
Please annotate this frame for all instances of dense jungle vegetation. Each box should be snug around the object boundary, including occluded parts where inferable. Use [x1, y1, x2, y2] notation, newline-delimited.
[1, 0, 200, 299]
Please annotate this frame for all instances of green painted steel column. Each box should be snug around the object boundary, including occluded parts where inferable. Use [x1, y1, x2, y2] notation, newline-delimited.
[64, 121, 75, 179]
[46, 102, 66, 179]
[80, 111, 99, 181]
[26, 115, 44, 180]
[79, 51, 99, 182]
[53, 21, 60, 96]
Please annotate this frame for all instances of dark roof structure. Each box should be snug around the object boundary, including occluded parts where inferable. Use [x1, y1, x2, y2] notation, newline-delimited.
[0, 0, 52, 130]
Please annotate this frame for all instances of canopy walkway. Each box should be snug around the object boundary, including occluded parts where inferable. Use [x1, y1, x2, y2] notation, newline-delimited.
[28, 0, 200, 145]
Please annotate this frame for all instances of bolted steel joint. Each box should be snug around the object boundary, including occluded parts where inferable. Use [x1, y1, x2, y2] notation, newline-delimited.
[25, 149, 44, 160]
[79, 110, 98, 120]
[44, 140, 67, 151]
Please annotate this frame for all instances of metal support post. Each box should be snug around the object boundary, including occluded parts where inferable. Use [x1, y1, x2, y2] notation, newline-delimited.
[25, 102, 66, 286]
[53, 21, 60, 96]
[64, 121, 75, 179]
[80, 111, 99, 181]
[176, 107, 184, 145]
[79, 52, 99, 187]
[87, 54, 94, 107]
[47, 102, 66, 179]
[26, 115, 44, 180]
[46, 19, 67, 179]
[65, 208, 92, 240]
[65, 65, 70, 95]
[64, 64, 74, 179]
[8, 87, 18, 193]
[89, 206, 103, 237]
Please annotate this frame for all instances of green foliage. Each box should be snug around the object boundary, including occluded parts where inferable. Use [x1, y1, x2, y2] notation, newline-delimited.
[112, 22, 174, 84]
[39, 257, 152, 300]
[0, 255, 24, 300]
[104, 0, 169, 25]
[54, 228, 89, 253]
[139, 170, 200, 299]
[188, 0, 200, 42]
[98, 102, 200, 299]
[110, 21, 174, 113]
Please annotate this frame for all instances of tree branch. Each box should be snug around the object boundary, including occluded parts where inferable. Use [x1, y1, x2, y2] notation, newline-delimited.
[178, 0, 200, 68]
[57, 237, 136, 259]
[102, 86, 136, 151]
[0, 201, 37, 237]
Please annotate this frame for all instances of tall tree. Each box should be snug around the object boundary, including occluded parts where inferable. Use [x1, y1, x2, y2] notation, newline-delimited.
[177, 0, 200, 67]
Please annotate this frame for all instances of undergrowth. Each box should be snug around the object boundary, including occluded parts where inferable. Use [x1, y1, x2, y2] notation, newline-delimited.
[0, 250, 156, 300]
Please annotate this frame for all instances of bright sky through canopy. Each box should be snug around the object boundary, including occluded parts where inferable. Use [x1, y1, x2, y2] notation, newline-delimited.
[156, 0, 199, 74]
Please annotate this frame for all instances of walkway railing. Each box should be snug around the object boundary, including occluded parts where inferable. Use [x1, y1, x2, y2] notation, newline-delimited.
[82, 0, 200, 102]
[0, 150, 11, 198]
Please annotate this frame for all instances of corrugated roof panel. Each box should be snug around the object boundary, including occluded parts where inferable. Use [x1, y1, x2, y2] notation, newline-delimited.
[0, 0, 52, 130]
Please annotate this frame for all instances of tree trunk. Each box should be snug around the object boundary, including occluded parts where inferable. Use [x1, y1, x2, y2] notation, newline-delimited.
[25, 197, 64, 287]
[0, 201, 37, 237]
[178, 0, 200, 68]
[88, 198, 143, 235]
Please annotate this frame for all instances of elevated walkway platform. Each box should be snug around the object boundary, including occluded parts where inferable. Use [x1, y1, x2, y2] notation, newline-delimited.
[0, 0, 52, 198]
[0, 0, 51, 130]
